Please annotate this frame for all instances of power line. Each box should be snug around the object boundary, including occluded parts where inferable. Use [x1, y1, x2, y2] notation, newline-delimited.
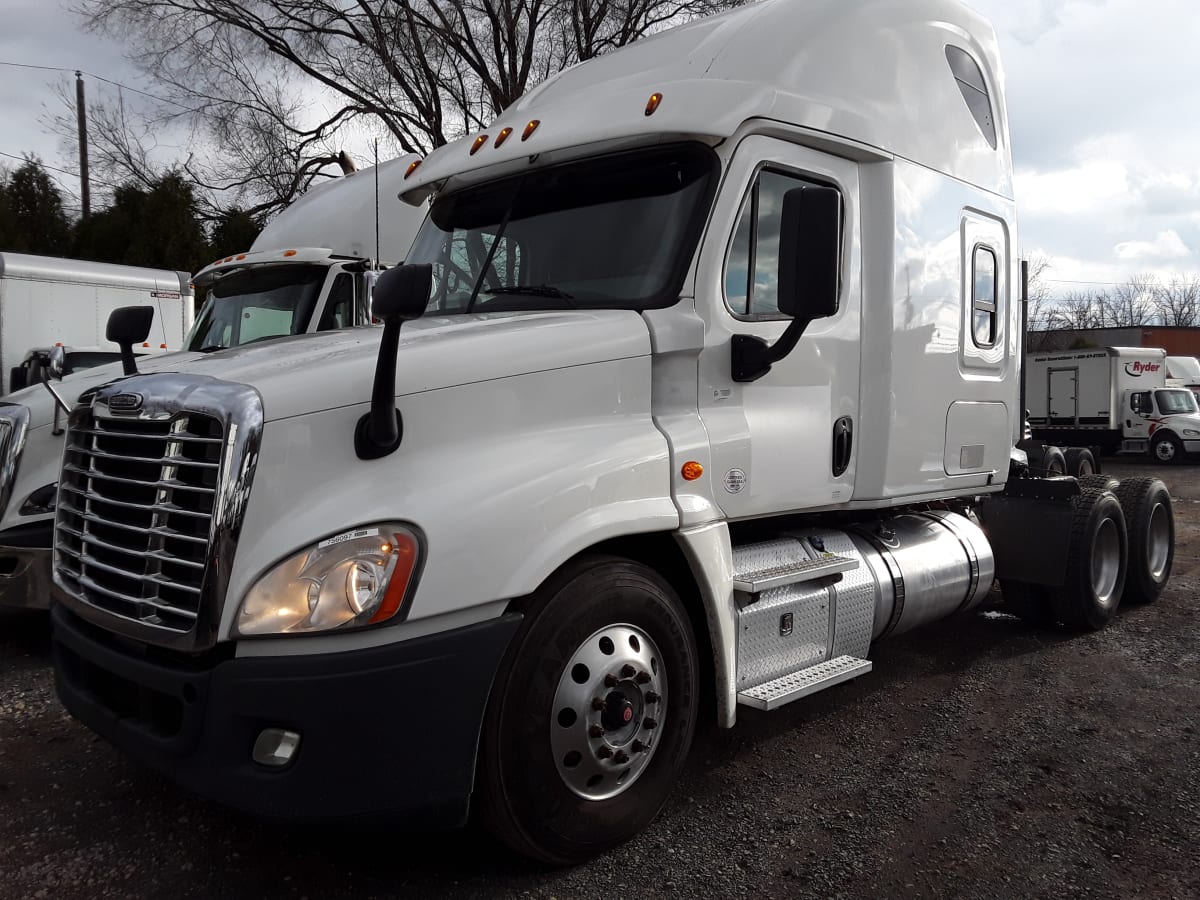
[0, 150, 121, 189]
[0, 60, 201, 113]
[1044, 278, 1125, 286]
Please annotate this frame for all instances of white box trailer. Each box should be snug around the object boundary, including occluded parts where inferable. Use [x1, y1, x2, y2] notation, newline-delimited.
[1026, 346, 1200, 462]
[0, 253, 193, 394]
[42, 0, 1177, 865]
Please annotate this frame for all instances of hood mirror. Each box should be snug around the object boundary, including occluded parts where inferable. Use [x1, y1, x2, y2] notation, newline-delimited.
[107, 306, 155, 376]
[355, 264, 432, 460]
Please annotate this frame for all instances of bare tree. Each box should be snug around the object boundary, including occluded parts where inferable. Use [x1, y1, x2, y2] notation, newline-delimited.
[1051, 289, 1111, 331]
[68, 0, 742, 217]
[1107, 272, 1157, 327]
[1024, 252, 1054, 333]
[1154, 275, 1200, 327]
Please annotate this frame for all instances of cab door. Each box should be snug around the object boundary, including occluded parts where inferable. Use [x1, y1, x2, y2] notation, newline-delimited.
[1126, 390, 1152, 440]
[694, 136, 861, 518]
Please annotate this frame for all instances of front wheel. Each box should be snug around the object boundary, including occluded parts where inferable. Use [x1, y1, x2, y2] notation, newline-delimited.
[478, 556, 699, 865]
[1151, 432, 1185, 465]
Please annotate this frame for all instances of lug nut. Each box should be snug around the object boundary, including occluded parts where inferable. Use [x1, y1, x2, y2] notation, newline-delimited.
[620, 664, 636, 678]
[645, 691, 660, 704]
[632, 739, 648, 753]
[613, 750, 630, 764]
[635, 671, 651, 684]
[589, 724, 605, 738]
[597, 746, 613, 759]
[643, 717, 658, 729]
[604, 673, 619, 688]
[591, 697, 606, 711]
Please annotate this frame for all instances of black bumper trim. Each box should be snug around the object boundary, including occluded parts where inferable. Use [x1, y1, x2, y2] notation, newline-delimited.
[52, 605, 521, 826]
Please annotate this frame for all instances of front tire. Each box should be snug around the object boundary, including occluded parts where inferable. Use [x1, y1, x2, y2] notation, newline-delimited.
[1151, 432, 1185, 465]
[478, 556, 699, 865]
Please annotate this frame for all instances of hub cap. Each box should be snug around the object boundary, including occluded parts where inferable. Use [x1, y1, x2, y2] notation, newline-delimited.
[1147, 501, 1170, 580]
[1091, 517, 1121, 607]
[550, 624, 666, 801]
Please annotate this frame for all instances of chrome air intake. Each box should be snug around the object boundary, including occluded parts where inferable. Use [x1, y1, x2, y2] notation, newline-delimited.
[52, 374, 263, 651]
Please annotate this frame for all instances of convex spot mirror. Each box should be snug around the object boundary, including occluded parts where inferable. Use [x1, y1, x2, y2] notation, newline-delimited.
[370, 263, 433, 323]
[777, 184, 841, 322]
[47, 346, 66, 381]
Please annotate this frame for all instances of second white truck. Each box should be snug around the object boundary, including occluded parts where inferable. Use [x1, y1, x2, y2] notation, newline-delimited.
[1027, 346, 1200, 463]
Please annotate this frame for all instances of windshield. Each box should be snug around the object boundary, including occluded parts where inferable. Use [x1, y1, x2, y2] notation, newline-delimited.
[405, 143, 717, 314]
[186, 264, 327, 351]
[1155, 389, 1198, 415]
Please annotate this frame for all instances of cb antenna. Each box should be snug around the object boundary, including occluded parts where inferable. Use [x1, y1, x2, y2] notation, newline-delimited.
[374, 139, 380, 268]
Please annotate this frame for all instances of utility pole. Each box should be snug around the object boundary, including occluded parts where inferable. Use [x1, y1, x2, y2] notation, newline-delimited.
[75, 70, 90, 219]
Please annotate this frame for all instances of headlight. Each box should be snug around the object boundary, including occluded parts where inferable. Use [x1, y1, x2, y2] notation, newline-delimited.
[236, 523, 421, 637]
[1184, 430, 1200, 437]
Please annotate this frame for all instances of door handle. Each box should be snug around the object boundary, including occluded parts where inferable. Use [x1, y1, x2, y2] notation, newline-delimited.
[832, 416, 853, 477]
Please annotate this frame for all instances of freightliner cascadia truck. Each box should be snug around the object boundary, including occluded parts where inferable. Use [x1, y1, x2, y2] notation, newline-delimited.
[0, 156, 424, 610]
[46, 0, 1174, 865]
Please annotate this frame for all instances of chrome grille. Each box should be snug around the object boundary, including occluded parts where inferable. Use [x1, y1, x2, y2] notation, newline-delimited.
[55, 409, 225, 632]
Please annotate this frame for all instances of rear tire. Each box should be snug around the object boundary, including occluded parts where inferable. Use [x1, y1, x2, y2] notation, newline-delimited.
[1151, 432, 1185, 465]
[1076, 474, 1118, 492]
[1112, 477, 1174, 604]
[478, 556, 698, 865]
[1064, 447, 1096, 477]
[1029, 445, 1067, 477]
[1050, 489, 1128, 631]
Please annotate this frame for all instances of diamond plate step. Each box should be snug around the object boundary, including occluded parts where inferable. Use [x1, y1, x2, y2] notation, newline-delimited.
[732, 554, 858, 593]
[736, 655, 872, 711]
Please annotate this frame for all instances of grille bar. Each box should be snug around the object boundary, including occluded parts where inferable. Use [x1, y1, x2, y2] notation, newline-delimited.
[55, 404, 224, 634]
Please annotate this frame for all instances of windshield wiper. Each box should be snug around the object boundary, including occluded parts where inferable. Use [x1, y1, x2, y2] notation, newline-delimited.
[484, 285, 576, 304]
[197, 344, 228, 353]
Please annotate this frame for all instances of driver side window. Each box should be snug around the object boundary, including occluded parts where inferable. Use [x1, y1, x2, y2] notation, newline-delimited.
[725, 170, 827, 318]
[1131, 392, 1151, 414]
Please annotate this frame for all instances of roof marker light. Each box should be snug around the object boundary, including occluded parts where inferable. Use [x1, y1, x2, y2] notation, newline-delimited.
[521, 119, 540, 141]
[470, 134, 489, 155]
[404, 159, 422, 179]
[283, 249, 297, 257]
[160, 343, 167, 349]
[142, 342, 150, 348]
[223, 256, 234, 263]
[236, 254, 246, 260]
[645, 92, 663, 116]
[494, 127, 513, 148]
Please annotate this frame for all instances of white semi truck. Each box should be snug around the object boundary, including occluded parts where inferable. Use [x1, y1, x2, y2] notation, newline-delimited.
[1027, 346, 1200, 463]
[0, 156, 425, 610]
[46, 0, 1174, 866]
[0, 253, 193, 393]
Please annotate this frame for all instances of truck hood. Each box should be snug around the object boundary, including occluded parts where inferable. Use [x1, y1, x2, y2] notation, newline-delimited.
[110, 310, 651, 422]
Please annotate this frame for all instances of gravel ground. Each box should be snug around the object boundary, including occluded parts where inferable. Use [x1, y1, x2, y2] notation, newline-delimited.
[2, 457, 1198, 899]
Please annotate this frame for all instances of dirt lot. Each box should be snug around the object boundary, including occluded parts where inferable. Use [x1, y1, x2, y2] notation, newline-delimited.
[2, 458, 1198, 899]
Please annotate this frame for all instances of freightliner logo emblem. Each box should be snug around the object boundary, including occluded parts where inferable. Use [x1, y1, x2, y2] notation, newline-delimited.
[108, 393, 144, 413]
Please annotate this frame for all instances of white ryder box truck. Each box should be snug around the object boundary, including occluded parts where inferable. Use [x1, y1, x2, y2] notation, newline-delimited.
[0, 253, 193, 394]
[1027, 346, 1200, 463]
[0, 159, 426, 611]
[47, 0, 1175, 865]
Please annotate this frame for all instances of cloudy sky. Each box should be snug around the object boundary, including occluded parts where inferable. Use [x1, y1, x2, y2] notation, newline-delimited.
[1, 0, 1197, 296]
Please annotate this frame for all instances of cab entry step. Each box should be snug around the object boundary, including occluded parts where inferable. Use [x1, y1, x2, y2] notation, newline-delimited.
[732, 548, 859, 593]
[736, 655, 872, 711]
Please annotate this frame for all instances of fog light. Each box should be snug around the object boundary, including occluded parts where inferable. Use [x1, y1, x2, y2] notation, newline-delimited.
[252, 728, 301, 767]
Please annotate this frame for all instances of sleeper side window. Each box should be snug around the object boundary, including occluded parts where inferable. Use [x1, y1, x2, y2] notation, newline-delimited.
[725, 170, 836, 318]
[971, 246, 997, 348]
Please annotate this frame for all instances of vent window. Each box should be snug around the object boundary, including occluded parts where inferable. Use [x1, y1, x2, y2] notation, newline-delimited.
[946, 46, 997, 149]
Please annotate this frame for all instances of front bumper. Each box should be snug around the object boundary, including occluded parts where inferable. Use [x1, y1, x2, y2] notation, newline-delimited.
[1183, 439, 1200, 455]
[52, 605, 521, 826]
[0, 522, 53, 610]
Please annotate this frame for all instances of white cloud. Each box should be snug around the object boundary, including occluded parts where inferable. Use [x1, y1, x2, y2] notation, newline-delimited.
[1114, 230, 1191, 260]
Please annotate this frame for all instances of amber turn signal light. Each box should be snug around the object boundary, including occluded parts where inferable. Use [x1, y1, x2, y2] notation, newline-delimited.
[681, 461, 704, 481]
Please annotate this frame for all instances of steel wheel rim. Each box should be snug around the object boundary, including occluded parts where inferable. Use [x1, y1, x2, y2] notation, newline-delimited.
[1147, 502, 1170, 580]
[550, 623, 666, 801]
[1155, 440, 1175, 461]
[1091, 517, 1121, 606]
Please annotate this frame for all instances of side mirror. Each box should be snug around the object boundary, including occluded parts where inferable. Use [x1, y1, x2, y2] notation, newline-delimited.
[106, 306, 155, 376]
[731, 185, 842, 383]
[777, 185, 841, 320]
[48, 346, 67, 380]
[355, 264, 432, 459]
